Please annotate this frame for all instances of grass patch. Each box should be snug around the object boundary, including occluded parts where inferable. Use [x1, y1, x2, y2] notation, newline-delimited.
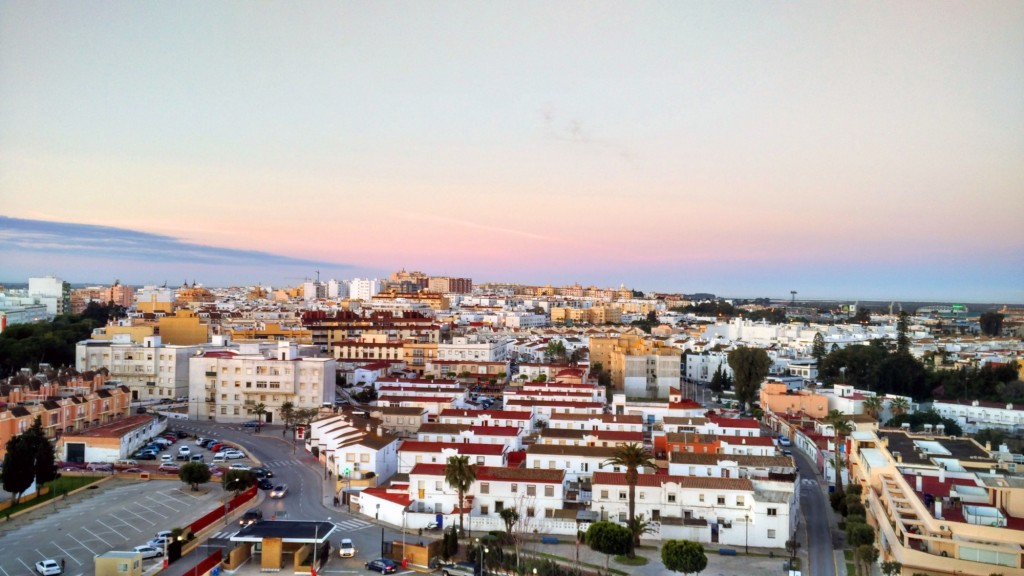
[614, 555, 649, 566]
[2, 475, 102, 518]
[844, 549, 855, 575]
[525, 551, 629, 576]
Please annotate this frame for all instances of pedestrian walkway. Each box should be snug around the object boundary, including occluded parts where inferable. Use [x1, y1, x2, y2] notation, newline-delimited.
[208, 529, 240, 540]
[261, 458, 305, 467]
[333, 518, 374, 533]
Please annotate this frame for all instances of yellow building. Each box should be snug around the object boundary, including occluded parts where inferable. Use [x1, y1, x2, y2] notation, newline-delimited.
[550, 307, 587, 324]
[849, 429, 1024, 576]
[759, 382, 830, 419]
[157, 309, 208, 345]
[229, 322, 313, 344]
[590, 334, 681, 395]
[94, 551, 142, 576]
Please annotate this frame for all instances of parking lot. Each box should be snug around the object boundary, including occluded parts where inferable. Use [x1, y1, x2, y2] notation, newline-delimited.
[0, 479, 222, 576]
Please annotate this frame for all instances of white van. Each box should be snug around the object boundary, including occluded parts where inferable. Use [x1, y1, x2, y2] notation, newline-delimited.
[212, 453, 228, 463]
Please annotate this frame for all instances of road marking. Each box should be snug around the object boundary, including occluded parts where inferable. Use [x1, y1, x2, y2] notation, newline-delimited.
[53, 543, 83, 566]
[122, 507, 157, 525]
[82, 526, 111, 545]
[0, 562, 10, 576]
[105, 515, 141, 532]
[16, 558, 34, 574]
[134, 502, 169, 519]
[68, 533, 97, 556]
[144, 495, 181, 512]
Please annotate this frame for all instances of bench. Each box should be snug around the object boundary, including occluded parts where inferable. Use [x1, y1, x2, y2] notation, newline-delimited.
[718, 548, 737, 556]
[541, 537, 559, 545]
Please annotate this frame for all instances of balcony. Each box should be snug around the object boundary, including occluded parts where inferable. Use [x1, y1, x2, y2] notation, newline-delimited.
[205, 371, 217, 377]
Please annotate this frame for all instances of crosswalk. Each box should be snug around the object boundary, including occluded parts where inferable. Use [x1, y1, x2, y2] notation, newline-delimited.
[262, 458, 304, 467]
[209, 529, 240, 540]
[333, 518, 373, 533]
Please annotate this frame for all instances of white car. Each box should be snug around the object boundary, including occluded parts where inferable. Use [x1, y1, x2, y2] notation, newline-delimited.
[160, 454, 173, 463]
[34, 560, 61, 576]
[338, 538, 356, 557]
[132, 545, 163, 559]
[228, 463, 251, 471]
[148, 536, 172, 549]
[269, 484, 288, 498]
[178, 446, 190, 456]
[218, 450, 246, 460]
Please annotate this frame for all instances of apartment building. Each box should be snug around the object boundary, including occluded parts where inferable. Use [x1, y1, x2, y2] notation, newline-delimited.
[848, 429, 1024, 575]
[0, 372, 132, 458]
[526, 444, 631, 484]
[590, 334, 681, 397]
[188, 342, 336, 423]
[439, 409, 535, 434]
[405, 464, 565, 523]
[415, 423, 523, 450]
[76, 335, 198, 401]
[437, 334, 510, 362]
[28, 276, 71, 315]
[931, 399, 1024, 434]
[306, 414, 400, 485]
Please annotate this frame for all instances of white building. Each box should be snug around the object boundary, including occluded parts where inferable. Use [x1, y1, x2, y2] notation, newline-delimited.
[76, 335, 198, 401]
[349, 278, 382, 301]
[28, 275, 70, 315]
[307, 415, 400, 485]
[592, 472, 795, 549]
[188, 342, 336, 423]
[438, 334, 510, 362]
[396, 441, 507, 473]
[931, 399, 1024, 434]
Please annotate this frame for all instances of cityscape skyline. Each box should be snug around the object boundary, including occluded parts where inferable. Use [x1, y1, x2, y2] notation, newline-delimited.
[2, 2, 1022, 302]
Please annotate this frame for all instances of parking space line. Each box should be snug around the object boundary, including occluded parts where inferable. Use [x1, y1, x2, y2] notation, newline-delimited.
[107, 514, 142, 532]
[0, 562, 11, 576]
[69, 533, 97, 556]
[144, 495, 181, 512]
[98, 518, 126, 534]
[53, 543, 83, 566]
[82, 526, 111, 546]
[122, 507, 156, 525]
[16, 558, 34, 574]
[133, 502, 169, 519]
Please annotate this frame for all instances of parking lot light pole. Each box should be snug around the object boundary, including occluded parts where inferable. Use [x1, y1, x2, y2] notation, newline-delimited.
[745, 513, 749, 554]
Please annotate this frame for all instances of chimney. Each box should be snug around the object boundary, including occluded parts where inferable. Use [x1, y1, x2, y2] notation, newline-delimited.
[916, 473, 922, 492]
[935, 499, 943, 520]
[985, 441, 992, 451]
[377, 426, 383, 436]
[939, 466, 945, 483]
[365, 423, 371, 432]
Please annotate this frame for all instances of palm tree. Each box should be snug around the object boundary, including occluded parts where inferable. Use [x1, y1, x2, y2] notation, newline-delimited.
[889, 397, 910, 419]
[444, 455, 476, 536]
[863, 396, 883, 421]
[252, 403, 267, 430]
[280, 401, 295, 430]
[602, 442, 655, 556]
[827, 409, 854, 498]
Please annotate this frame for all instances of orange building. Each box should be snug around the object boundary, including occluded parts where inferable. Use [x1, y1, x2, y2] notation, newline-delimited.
[758, 382, 829, 419]
[663, 432, 721, 455]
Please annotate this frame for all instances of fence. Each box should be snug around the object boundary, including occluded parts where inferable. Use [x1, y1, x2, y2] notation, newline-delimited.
[190, 485, 258, 535]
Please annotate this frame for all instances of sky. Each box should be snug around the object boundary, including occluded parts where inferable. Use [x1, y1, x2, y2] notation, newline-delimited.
[1, 1, 1022, 302]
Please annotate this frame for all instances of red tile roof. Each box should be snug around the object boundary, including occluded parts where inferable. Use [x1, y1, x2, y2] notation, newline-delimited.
[361, 487, 412, 507]
[409, 464, 563, 483]
[719, 435, 775, 446]
[470, 426, 521, 437]
[709, 417, 761, 429]
[440, 409, 533, 420]
[399, 441, 506, 455]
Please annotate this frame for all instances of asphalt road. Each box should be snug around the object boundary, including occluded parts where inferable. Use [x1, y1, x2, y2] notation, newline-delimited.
[165, 419, 410, 573]
[792, 446, 837, 576]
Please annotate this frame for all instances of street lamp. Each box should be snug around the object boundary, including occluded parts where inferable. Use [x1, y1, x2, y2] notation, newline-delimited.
[313, 517, 330, 572]
[377, 504, 384, 557]
[744, 513, 749, 554]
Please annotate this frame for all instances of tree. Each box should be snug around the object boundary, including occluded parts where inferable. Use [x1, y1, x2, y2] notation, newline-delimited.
[1, 435, 35, 505]
[812, 332, 827, 366]
[885, 410, 962, 436]
[661, 539, 707, 575]
[785, 539, 801, 564]
[896, 312, 911, 355]
[585, 521, 631, 569]
[444, 455, 476, 536]
[856, 545, 878, 576]
[846, 522, 875, 547]
[709, 365, 728, 395]
[863, 396, 884, 421]
[252, 403, 267, 430]
[440, 525, 460, 561]
[727, 347, 771, 411]
[545, 340, 567, 362]
[602, 442, 655, 556]
[280, 401, 295, 430]
[223, 469, 257, 494]
[499, 507, 519, 534]
[880, 560, 903, 576]
[178, 462, 212, 491]
[889, 397, 910, 418]
[827, 410, 853, 498]
[979, 312, 1004, 337]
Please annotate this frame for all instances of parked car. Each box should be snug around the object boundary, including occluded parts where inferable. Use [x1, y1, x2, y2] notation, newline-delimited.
[190, 454, 204, 463]
[269, 485, 288, 499]
[242, 420, 260, 428]
[132, 545, 163, 559]
[115, 459, 138, 468]
[195, 437, 210, 446]
[365, 558, 398, 574]
[135, 452, 157, 461]
[34, 560, 61, 575]
[148, 535, 172, 548]
[160, 455, 173, 464]
[157, 463, 180, 473]
[86, 462, 113, 472]
[338, 538, 356, 557]
[251, 467, 272, 479]
[136, 407, 147, 414]
[239, 509, 263, 526]
[209, 443, 227, 453]
[218, 450, 245, 460]
[178, 446, 191, 457]
[440, 562, 483, 576]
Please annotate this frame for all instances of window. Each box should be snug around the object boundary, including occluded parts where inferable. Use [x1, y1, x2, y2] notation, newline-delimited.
[527, 507, 535, 517]
[699, 494, 705, 502]
[435, 481, 442, 491]
[526, 485, 536, 496]
[736, 496, 744, 506]
[767, 508, 777, 516]
[600, 490, 608, 500]
[481, 483, 490, 494]
[668, 494, 676, 503]
[480, 505, 489, 515]
[619, 491, 627, 500]
[767, 529, 776, 539]
[639, 491, 645, 500]
[548, 460, 556, 469]
[360, 454, 369, 463]
[544, 485, 554, 497]
[717, 496, 725, 505]
[117, 562, 129, 573]
[581, 462, 589, 472]
[477, 456, 485, 465]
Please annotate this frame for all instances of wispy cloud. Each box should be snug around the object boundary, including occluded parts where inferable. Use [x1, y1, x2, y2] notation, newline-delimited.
[0, 216, 346, 269]
[540, 105, 636, 163]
